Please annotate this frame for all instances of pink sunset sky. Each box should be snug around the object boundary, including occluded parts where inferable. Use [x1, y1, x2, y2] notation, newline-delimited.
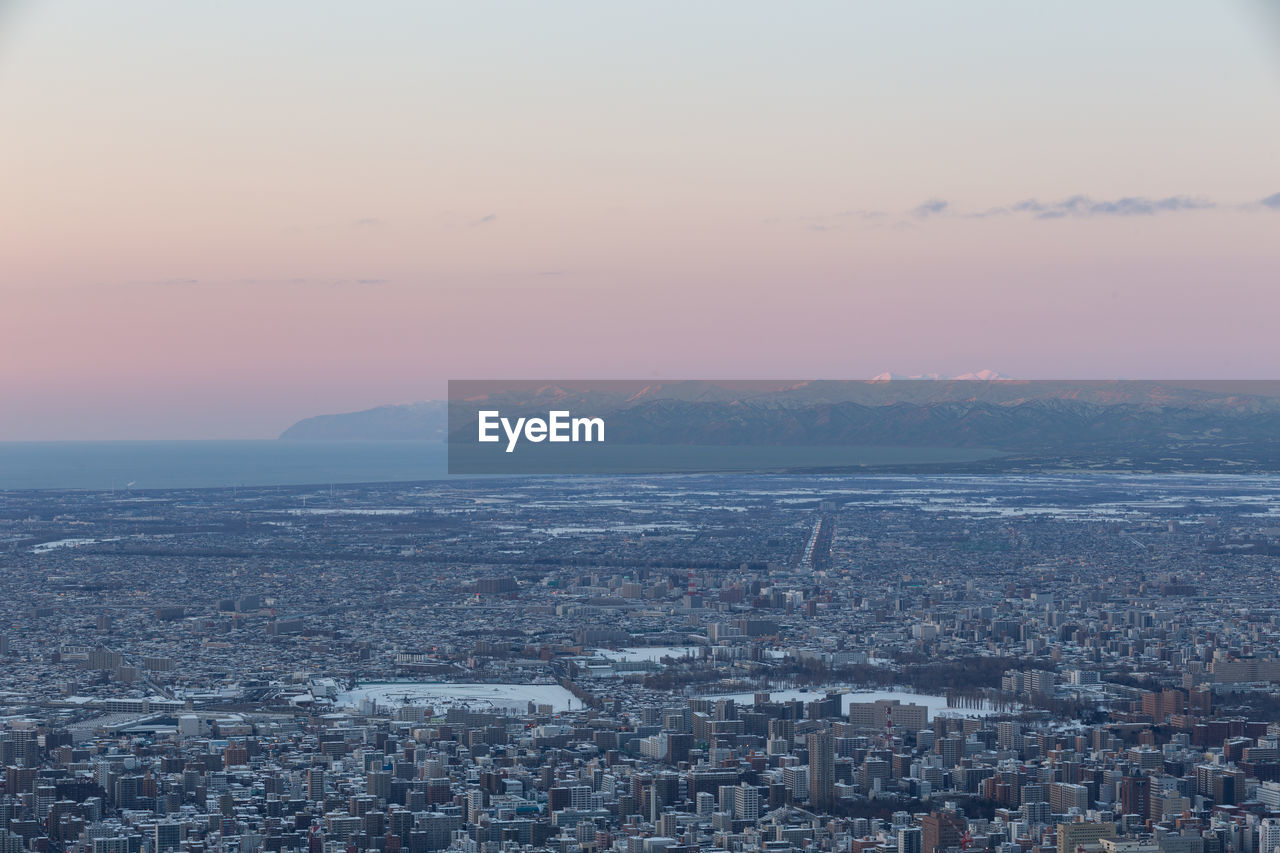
[2, 1, 1279, 439]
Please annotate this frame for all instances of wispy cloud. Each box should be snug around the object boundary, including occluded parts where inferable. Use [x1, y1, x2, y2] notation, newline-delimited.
[1009, 194, 1215, 219]
[353, 217, 385, 228]
[962, 206, 1013, 220]
[911, 198, 949, 219]
[926, 195, 1217, 221]
[471, 213, 497, 227]
[1259, 192, 1280, 210]
[777, 191, 1245, 234]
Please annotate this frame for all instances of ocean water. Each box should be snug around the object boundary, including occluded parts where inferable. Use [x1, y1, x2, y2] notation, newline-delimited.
[0, 440, 448, 491]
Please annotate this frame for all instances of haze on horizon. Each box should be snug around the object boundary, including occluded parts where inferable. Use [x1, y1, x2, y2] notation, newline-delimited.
[2, 1, 1279, 440]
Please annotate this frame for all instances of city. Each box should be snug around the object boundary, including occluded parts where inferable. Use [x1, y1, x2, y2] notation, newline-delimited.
[4, 5, 1276, 853]
[3, 474, 1280, 853]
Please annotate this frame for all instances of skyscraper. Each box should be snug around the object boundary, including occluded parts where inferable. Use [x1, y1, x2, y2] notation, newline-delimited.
[154, 823, 182, 853]
[734, 784, 760, 821]
[305, 768, 325, 801]
[922, 810, 966, 853]
[808, 730, 835, 812]
[1119, 774, 1149, 821]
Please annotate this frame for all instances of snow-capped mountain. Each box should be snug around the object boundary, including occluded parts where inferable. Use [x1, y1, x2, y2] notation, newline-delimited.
[871, 370, 1010, 382]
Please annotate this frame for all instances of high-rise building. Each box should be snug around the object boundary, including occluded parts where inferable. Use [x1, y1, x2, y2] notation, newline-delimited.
[1258, 819, 1280, 853]
[997, 721, 1022, 752]
[808, 730, 835, 812]
[368, 771, 392, 802]
[92, 839, 130, 853]
[849, 700, 928, 732]
[1119, 775, 1149, 821]
[922, 811, 966, 853]
[1057, 822, 1117, 853]
[155, 823, 182, 853]
[734, 784, 760, 821]
[306, 768, 325, 801]
[1050, 782, 1090, 814]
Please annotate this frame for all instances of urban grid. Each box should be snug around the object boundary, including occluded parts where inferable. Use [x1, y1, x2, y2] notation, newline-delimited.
[3, 474, 1280, 853]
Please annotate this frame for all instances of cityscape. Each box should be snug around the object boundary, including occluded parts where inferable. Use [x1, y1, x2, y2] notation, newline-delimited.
[4, 473, 1280, 853]
[3, 7, 1277, 853]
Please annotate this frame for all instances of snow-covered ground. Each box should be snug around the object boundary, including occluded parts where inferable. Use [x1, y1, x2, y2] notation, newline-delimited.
[335, 682, 995, 719]
[591, 646, 702, 662]
[335, 682, 578, 713]
[706, 687, 998, 718]
[32, 537, 120, 553]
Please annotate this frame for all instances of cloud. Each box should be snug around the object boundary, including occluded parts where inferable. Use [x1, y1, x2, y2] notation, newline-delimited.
[471, 213, 497, 227]
[353, 217, 385, 228]
[1260, 192, 1280, 210]
[962, 206, 1012, 220]
[777, 191, 1232, 233]
[911, 198, 949, 218]
[831, 209, 888, 221]
[1010, 195, 1215, 219]
[906, 194, 1216, 221]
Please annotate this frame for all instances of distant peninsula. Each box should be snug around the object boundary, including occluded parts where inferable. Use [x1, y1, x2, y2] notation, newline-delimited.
[280, 401, 447, 440]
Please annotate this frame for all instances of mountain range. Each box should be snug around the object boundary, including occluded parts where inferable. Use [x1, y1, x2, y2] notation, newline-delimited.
[280, 380, 1280, 471]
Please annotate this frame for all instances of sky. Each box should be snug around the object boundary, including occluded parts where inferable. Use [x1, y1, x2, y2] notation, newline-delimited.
[2, 1, 1279, 439]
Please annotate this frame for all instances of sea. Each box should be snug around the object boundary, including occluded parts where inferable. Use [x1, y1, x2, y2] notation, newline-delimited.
[0, 440, 995, 491]
[0, 440, 449, 491]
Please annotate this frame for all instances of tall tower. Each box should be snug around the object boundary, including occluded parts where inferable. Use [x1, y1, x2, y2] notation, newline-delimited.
[807, 730, 835, 813]
[306, 768, 325, 801]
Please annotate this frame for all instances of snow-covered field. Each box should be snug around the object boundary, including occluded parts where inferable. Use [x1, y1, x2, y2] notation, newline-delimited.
[335, 682, 579, 713]
[335, 682, 994, 719]
[591, 646, 702, 663]
[706, 687, 997, 719]
[32, 537, 120, 553]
